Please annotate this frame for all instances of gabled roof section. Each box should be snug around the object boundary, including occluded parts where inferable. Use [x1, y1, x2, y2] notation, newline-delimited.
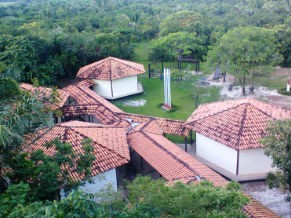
[23, 121, 129, 182]
[20, 83, 70, 110]
[76, 57, 145, 80]
[185, 98, 291, 150]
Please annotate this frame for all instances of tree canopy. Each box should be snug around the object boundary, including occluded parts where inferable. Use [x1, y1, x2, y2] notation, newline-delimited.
[205, 26, 282, 94]
[261, 120, 291, 197]
[0, 176, 249, 218]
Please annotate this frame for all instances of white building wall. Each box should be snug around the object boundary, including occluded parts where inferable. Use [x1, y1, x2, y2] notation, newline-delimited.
[78, 168, 118, 194]
[93, 79, 112, 98]
[239, 148, 275, 175]
[112, 76, 138, 98]
[196, 133, 238, 174]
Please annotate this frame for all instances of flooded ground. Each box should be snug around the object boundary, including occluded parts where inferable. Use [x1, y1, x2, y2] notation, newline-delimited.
[241, 181, 291, 218]
[199, 73, 291, 111]
[202, 74, 282, 100]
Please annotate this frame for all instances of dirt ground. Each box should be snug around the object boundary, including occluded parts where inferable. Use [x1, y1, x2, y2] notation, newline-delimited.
[273, 67, 291, 78]
[204, 68, 291, 110]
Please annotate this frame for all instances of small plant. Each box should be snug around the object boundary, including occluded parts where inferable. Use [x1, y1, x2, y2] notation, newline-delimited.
[278, 88, 291, 96]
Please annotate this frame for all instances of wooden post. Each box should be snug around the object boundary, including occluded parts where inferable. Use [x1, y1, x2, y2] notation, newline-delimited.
[184, 137, 188, 152]
[148, 63, 151, 78]
[190, 131, 193, 144]
[140, 156, 144, 171]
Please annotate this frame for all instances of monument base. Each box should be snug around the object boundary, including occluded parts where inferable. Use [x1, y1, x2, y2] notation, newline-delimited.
[161, 104, 172, 111]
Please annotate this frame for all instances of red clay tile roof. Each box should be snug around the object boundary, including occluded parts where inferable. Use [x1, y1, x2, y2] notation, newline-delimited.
[23, 121, 129, 182]
[244, 194, 280, 218]
[127, 126, 228, 187]
[62, 84, 122, 113]
[62, 84, 122, 124]
[20, 83, 70, 110]
[70, 78, 95, 88]
[185, 98, 291, 150]
[76, 57, 145, 80]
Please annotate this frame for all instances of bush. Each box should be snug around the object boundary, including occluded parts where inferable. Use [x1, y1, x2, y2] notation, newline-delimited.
[278, 88, 291, 96]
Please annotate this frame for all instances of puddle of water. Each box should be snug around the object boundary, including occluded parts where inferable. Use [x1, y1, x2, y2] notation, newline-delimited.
[241, 181, 291, 218]
[123, 99, 146, 107]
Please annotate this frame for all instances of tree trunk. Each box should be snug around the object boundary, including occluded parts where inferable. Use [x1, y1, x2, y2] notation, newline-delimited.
[223, 72, 226, 82]
[250, 71, 254, 94]
[239, 75, 246, 95]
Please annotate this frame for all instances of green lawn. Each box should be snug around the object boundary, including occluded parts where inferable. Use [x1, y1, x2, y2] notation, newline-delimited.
[112, 41, 220, 121]
[111, 77, 196, 120]
[111, 75, 220, 121]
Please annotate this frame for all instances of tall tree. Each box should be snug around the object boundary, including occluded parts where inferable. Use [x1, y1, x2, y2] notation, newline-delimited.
[150, 32, 207, 61]
[261, 120, 291, 197]
[206, 26, 282, 95]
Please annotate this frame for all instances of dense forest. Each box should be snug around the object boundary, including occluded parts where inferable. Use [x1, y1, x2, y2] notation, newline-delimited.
[0, 0, 291, 86]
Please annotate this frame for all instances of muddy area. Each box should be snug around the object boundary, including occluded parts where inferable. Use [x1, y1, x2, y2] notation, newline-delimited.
[199, 73, 291, 110]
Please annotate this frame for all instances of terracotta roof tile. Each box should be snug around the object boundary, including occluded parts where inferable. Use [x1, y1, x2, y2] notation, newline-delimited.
[20, 83, 70, 110]
[62, 84, 122, 124]
[117, 113, 189, 136]
[185, 98, 291, 150]
[77, 57, 145, 80]
[128, 128, 227, 187]
[23, 121, 129, 182]
[62, 84, 122, 113]
[244, 194, 280, 218]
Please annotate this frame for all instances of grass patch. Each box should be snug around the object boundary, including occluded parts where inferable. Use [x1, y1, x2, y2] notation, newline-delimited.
[111, 75, 221, 121]
[112, 77, 196, 120]
[165, 134, 186, 144]
[278, 88, 291, 96]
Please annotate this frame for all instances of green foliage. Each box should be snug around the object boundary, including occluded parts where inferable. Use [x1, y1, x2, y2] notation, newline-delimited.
[0, 182, 30, 218]
[206, 26, 282, 94]
[0, 77, 21, 100]
[206, 26, 282, 74]
[278, 88, 291, 96]
[261, 120, 291, 195]
[0, 0, 290, 87]
[23, 138, 96, 201]
[3, 176, 249, 218]
[127, 176, 249, 218]
[150, 32, 207, 61]
[159, 11, 203, 36]
[8, 191, 115, 218]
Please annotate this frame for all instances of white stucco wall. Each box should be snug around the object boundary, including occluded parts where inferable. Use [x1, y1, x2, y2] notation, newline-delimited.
[196, 133, 238, 174]
[78, 168, 117, 194]
[93, 79, 112, 98]
[112, 76, 138, 98]
[239, 148, 275, 175]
